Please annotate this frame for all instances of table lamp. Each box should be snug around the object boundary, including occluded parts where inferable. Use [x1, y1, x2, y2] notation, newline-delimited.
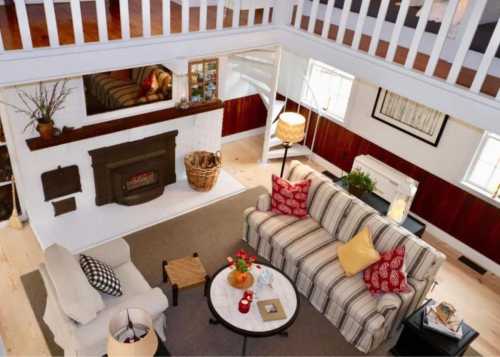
[275, 112, 306, 178]
[107, 308, 158, 357]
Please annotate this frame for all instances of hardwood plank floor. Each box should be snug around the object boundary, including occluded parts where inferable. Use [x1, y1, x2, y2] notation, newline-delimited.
[0, 134, 499, 356]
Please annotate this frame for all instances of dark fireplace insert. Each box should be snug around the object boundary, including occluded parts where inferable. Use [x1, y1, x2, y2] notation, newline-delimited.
[89, 131, 178, 206]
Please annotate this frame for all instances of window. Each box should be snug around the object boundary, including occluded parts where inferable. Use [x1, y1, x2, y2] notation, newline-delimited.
[464, 132, 500, 201]
[302, 59, 354, 121]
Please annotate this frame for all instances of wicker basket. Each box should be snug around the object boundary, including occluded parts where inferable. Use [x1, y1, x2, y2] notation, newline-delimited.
[184, 151, 222, 192]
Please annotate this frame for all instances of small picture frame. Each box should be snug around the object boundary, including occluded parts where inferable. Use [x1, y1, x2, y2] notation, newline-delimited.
[372, 88, 449, 147]
[257, 299, 286, 321]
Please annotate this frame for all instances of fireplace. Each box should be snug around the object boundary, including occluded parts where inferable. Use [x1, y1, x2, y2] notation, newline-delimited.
[89, 131, 178, 206]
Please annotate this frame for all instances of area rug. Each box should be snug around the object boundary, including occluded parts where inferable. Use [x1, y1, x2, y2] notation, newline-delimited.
[20, 186, 464, 356]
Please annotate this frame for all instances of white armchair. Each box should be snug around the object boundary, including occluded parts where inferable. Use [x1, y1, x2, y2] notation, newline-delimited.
[40, 238, 169, 356]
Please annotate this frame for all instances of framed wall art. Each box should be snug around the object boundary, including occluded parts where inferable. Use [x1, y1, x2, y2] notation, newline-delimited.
[372, 88, 449, 147]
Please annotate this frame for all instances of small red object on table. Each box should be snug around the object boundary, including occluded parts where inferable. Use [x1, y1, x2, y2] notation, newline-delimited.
[243, 290, 253, 302]
[239, 298, 250, 313]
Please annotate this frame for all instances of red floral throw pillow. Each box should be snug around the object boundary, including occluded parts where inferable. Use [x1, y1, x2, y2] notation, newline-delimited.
[141, 72, 159, 96]
[363, 246, 409, 295]
[271, 175, 311, 218]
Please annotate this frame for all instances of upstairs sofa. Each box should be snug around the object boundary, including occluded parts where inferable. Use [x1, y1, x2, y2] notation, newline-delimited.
[40, 238, 169, 356]
[243, 160, 445, 353]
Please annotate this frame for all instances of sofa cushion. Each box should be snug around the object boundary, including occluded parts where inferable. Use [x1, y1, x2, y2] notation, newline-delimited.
[337, 227, 381, 277]
[80, 255, 123, 297]
[318, 189, 354, 237]
[45, 244, 105, 324]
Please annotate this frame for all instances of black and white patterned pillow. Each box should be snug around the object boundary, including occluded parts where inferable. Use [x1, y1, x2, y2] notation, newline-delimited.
[80, 255, 123, 297]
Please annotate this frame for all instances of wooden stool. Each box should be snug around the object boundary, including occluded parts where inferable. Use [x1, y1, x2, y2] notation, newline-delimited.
[162, 253, 210, 306]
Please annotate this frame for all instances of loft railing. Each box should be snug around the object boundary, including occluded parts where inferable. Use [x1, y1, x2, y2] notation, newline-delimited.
[0, 0, 276, 51]
[289, 0, 500, 100]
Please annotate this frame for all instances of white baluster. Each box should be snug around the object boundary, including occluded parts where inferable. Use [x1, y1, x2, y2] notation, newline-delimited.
[13, 0, 32, 49]
[405, 0, 433, 68]
[69, 0, 84, 44]
[322, 0, 334, 39]
[216, 0, 225, 30]
[447, 0, 487, 84]
[200, 0, 207, 31]
[308, 0, 319, 33]
[232, 0, 241, 28]
[182, 0, 190, 33]
[95, 0, 109, 42]
[262, 0, 271, 25]
[43, 0, 59, 47]
[294, 0, 304, 30]
[118, 0, 130, 39]
[163, 0, 171, 35]
[142, 0, 151, 37]
[0, 31, 4, 51]
[425, 0, 460, 76]
[352, 0, 369, 49]
[386, 0, 410, 61]
[497, 89, 500, 100]
[368, 0, 389, 55]
[471, 19, 500, 93]
[336, 0, 352, 45]
[248, 0, 256, 26]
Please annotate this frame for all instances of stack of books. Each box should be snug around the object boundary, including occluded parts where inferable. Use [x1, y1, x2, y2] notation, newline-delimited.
[423, 302, 464, 340]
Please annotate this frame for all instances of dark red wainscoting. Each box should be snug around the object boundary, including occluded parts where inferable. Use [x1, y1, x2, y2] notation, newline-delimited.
[222, 94, 268, 137]
[285, 98, 500, 265]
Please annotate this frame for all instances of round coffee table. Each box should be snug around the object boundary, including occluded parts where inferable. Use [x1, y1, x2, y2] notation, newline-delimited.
[207, 262, 300, 356]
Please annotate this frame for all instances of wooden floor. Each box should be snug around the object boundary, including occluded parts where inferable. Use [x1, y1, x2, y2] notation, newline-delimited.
[0, 134, 499, 356]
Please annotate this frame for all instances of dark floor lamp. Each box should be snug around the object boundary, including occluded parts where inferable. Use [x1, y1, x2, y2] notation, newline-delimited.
[275, 112, 306, 178]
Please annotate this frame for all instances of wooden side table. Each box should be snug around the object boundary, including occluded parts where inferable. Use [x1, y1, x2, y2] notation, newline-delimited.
[162, 253, 210, 306]
[391, 299, 479, 356]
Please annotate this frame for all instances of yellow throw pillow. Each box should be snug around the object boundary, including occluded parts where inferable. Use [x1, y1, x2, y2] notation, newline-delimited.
[337, 227, 381, 277]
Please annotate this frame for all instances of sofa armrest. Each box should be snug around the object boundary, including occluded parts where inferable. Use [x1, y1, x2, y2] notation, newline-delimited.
[73, 288, 168, 350]
[377, 293, 401, 317]
[81, 238, 131, 268]
[256, 193, 272, 211]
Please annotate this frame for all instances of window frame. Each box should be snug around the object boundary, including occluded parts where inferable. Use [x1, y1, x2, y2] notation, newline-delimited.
[462, 131, 500, 205]
[300, 59, 354, 124]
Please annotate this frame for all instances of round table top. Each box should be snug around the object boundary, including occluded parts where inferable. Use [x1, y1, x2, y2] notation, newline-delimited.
[207, 263, 299, 337]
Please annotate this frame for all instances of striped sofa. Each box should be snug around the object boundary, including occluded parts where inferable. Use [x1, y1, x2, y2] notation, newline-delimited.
[86, 65, 172, 110]
[243, 160, 446, 353]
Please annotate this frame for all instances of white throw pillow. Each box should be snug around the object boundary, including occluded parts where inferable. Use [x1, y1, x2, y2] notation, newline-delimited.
[45, 244, 105, 324]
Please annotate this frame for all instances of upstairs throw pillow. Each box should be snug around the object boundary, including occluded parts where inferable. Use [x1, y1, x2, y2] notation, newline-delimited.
[271, 174, 311, 218]
[141, 72, 159, 96]
[363, 246, 409, 295]
[80, 255, 123, 297]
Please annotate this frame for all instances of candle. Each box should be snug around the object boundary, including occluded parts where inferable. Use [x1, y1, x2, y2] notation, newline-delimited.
[243, 290, 253, 302]
[238, 298, 250, 314]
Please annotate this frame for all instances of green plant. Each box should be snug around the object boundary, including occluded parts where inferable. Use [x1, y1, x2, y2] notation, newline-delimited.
[343, 169, 376, 193]
[0, 80, 72, 132]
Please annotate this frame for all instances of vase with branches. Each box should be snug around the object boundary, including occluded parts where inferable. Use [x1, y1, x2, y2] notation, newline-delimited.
[0, 80, 72, 140]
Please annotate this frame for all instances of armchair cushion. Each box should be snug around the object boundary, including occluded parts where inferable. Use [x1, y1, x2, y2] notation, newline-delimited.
[45, 244, 105, 324]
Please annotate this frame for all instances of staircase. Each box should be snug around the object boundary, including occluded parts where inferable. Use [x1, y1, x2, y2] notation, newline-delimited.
[228, 47, 313, 162]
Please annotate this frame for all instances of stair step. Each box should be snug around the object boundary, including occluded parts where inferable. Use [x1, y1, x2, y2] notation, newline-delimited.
[240, 74, 271, 94]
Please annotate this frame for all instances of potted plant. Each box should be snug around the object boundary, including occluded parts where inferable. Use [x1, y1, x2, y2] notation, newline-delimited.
[343, 169, 376, 198]
[1, 80, 72, 140]
[226, 249, 256, 290]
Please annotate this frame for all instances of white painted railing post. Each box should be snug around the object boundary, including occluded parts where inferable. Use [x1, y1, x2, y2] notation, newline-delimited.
[405, 0, 433, 69]
[119, 0, 130, 39]
[272, 0, 292, 26]
[425, 0, 460, 76]
[0, 32, 4, 52]
[386, 0, 410, 61]
[182, 0, 190, 33]
[294, 0, 304, 30]
[262, 0, 271, 25]
[142, 0, 151, 37]
[70, 0, 84, 45]
[13, 0, 32, 49]
[307, 0, 319, 33]
[216, 0, 225, 30]
[232, 0, 241, 28]
[336, 0, 352, 45]
[43, 0, 59, 47]
[163, 0, 171, 35]
[248, 0, 256, 26]
[200, 0, 207, 31]
[321, 0, 334, 39]
[352, 0, 369, 49]
[95, 0, 109, 42]
[471, 18, 500, 93]
[447, 0, 488, 84]
[368, 0, 389, 55]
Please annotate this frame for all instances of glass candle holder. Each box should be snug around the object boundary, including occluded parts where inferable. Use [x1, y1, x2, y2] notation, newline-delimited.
[238, 298, 250, 314]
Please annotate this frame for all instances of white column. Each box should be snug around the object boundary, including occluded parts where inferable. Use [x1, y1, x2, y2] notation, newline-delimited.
[95, 0, 109, 42]
[336, 0, 352, 45]
[119, 0, 130, 39]
[69, 0, 84, 45]
[321, 0, 334, 39]
[294, 0, 304, 30]
[352, 0, 370, 49]
[386, 0, 410, 61]
[368, 0, 389, 55]
[216, 0, 225, 30]
[232, 0, 241, 28]
[405, 0, 433, 69]
[182, 0, 190, 33]
[13, 0, 32, 49]
[200, 0, 207, 31]
[142, 0, 151, 37]
[262, 0, 271, 25]
[248, 0, 256, 26]
[43, 0, 59, 47]
[307, 0, 319, 33]
[471, 18, 500, 93]
[163, 0, 171, 35]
